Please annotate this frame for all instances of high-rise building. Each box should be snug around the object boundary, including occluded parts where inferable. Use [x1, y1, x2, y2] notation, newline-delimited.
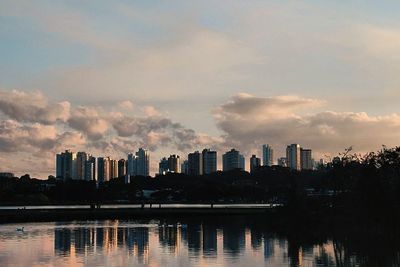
[105, 157, 111, 181]
[56, 154, 63, 179]
[262, 145, 274, 166]
[118, 159, 126, 177]
[250, 155, 261, 173]
[188, 151, 203, 176]
[222, 149, 245, 171]
[76, 152, 88, 180]
[97, 157, 105, 183]
[202, 149, 217, 174]
[110, 159, 118, 179]
[286, 144, 301, 170]
[278, 157, 287, 167]
[86, 155, 96, 181]
[97, 157, 111, 183]
[127, 153, 137, 176]
[159, 157, 169, 175]
[181, 160, 188, 175]
[55, 150, 76, 181]
[84, 160, 95, 181]
[300, 148, 313, 170]
[136, 148, 150, 177]
[168, 155, 180, 173]
[72, 158, 78, 179]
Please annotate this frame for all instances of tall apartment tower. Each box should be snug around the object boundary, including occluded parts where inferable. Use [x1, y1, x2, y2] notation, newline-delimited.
[181, 160, 188, 175]
[222, 149, 245, 171]
[110, 159, 118, 179]
[159, 157, 169, 175]
[55, 150, 76, 181]
[286, 144, 301, 170]
[97, 157, 111, 183]
[188, 151, 203, 176]
[118, 159, 126, 177]
[56, 154, 63, 179]
[97, 157, 105, 183]
[105, 157, 111, 181]
[76, 152, 88, 180]
[250, 155, 261, 173]
[85, 157, 96, 181]
[136, 148, 150, 176]
[168, 154, 180, 173]
[300, 148, 313, 170]
[202, 149, 217, 174]
[262, 144, 274, 166]
[127, 153, 137, 176]
[85, 155, 96, 181]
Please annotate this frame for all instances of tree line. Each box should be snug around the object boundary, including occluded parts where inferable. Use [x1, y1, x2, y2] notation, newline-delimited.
[1, 146, 400, 220]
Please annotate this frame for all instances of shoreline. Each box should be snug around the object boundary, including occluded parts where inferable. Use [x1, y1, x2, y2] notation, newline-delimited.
[0, 207, 276, 224]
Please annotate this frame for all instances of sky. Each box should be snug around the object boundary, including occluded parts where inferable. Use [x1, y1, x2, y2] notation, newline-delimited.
[1, 0, 400, 177]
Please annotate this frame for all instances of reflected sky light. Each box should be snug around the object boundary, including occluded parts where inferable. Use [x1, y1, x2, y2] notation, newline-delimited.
[0, 218, 392, 266]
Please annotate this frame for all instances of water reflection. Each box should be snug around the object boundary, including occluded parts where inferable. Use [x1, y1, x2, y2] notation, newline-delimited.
[1, 217, 400, 266]
[203, 223, 217, 257]
[54, 228, 71, 256]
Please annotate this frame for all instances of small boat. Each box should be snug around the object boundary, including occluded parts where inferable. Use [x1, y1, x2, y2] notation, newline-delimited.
[16, 227, 24, 232]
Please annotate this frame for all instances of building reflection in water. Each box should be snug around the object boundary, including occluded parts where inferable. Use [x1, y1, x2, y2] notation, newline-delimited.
[202, 223, 217, 257]
[53, 220, 378, 266]
[187, 223, 202, 255]
[54, 228, 71, 256]
[55, 221, 266, 261]
[74, 227, 95, 255]
[263, 236, 275, 261]
[126, 227, 149, 262]
[250, 227, 262, 250]
[159, 225, 178, 252]
[223, 223, 246, 256]
[55, 221, 149, 263]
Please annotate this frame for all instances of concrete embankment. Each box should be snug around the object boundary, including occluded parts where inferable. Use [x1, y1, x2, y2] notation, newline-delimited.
[0, 207, 275, 223]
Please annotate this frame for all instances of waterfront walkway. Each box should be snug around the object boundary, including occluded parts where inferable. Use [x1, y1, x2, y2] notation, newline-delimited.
[0, 203, 282, 223]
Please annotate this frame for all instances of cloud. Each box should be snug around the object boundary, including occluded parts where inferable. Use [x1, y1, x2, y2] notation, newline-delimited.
[110, 114, 217, 152]
[1, 89, 400, 177]
[56, 131, 86, 150]
[215, 93, 322, 121]
[0, 119, 86, 177]
[0, 89, 219, 176]
[0, 120, 56, 153]
[68, 106, 109, 140]
[118, 100, 134, 110]
[143, 106, 162, 117]
[0, 90, 70, 124]
[214, 93, 400, 158]
[0, 119, 85, 156]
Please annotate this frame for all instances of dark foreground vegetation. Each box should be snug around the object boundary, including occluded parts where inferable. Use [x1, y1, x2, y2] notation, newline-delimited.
[1, 146, 400, 224]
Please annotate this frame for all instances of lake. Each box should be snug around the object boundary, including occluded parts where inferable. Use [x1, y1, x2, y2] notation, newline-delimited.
[0, 216, 398, 266]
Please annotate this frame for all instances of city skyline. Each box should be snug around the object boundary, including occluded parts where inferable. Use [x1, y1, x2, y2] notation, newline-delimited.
[54, 143, 314, 180]
[2, 1, 400, 177]
[1, 2, 400, 267]
[55, 144, 318, 183]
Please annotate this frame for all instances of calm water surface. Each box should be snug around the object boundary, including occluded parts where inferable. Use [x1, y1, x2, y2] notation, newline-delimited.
[0, 217, 398, 266]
